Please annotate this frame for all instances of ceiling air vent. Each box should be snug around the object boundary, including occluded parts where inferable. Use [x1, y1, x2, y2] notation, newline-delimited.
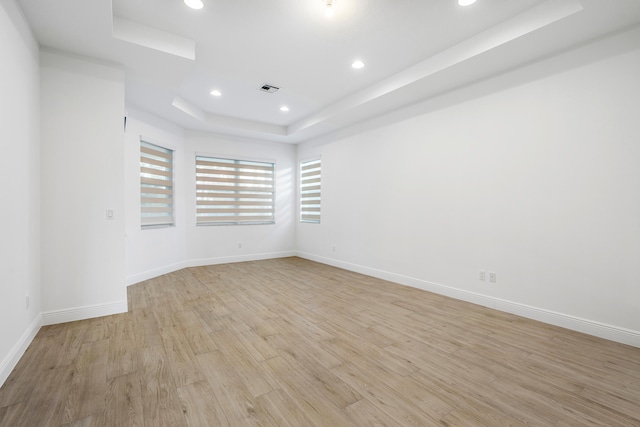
[259, 83, 280, 93]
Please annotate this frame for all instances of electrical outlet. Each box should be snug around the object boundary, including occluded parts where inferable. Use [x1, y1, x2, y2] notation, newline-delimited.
[479, 270, 486, 281]
[26, 294, 29, 310]
[331, 245, 336, 252]
[238, 242, 242, 249]
[489, 272, 497, 283]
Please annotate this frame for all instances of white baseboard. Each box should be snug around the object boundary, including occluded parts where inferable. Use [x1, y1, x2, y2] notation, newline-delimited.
[491, 299, 640, 348]
[126, 251, 297, 286]
[0, 314, 42, 387]
[126, 261, 187, 286]
[2, 301, 129, 388]
[296, 251, 640, 348]
[41, 300, 128, 326]
[184, 251, 297, 268]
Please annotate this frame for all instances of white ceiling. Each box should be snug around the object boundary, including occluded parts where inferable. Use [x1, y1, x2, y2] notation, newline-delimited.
[17, 0, 640, 143]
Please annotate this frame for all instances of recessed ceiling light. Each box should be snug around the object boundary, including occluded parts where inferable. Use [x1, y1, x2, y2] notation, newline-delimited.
[280, 106, 290, 112]
[210, 89, 221, 97]
[458, 0, 477, 6]
[324, 0, 335, 17]
[352, 60, 365, 69]
[184, 0, 204, 10]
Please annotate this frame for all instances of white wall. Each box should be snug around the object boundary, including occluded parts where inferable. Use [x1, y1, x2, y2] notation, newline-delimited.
[3, 6, 637, 394]
[297, 38, 640, 346]
[124, 125, 297, 284]
[185, 132, 297, 266]
[125, 108, 187, 284]
[0, 0, 41, 386]
[40, 50, 127, 323]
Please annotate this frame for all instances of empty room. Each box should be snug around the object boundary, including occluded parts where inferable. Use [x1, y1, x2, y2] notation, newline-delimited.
[1, 0, 640, 425]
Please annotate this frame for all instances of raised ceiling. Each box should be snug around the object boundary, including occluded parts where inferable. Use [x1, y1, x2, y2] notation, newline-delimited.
[17, 0, 640, 143]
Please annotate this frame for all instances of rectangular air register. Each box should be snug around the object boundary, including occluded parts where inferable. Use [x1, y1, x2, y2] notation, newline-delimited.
[259, 83, 280, 93]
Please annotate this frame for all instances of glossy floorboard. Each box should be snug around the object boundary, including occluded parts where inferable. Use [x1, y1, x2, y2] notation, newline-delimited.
[1, 257, 639, 426]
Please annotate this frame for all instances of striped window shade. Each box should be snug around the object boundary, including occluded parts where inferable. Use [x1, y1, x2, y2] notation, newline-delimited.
[140, 141, 174, 228]
[300, 158, 321, 223]
[196, 156, 275, 225]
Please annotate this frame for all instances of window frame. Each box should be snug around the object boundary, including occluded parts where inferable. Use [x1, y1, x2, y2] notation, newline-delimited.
[195, 154, 276, 226]
[300, 157, 321, 224]
[140, 138, 175, 229]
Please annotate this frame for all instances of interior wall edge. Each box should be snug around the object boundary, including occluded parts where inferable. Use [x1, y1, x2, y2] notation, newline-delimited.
[295, 251, 640, 349]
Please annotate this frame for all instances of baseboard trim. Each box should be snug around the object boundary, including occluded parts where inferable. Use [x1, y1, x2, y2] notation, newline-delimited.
[126, 251, 298, 286]
[184, 251, 297, 268]
[126, 261, 187, 286]
[41, 300, 128, 326]
[296, 251, 640, 348]
[0, 314, 42, 387]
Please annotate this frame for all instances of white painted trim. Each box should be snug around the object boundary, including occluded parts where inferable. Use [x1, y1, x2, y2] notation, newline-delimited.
[0, 314, 42, 387]
[491, 299, 640, 349]
[127, 251, 298, 286]
[296, 251, 640, 348]
[185, 251, 297, 268]
[41, 301, 128, 326]
[126, 261, 187, 286]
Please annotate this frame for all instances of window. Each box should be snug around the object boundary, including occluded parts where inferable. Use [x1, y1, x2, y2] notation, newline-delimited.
[300, 158, 321, 223]
[140, 140, 174, 228]
[196, 156, 275, 225]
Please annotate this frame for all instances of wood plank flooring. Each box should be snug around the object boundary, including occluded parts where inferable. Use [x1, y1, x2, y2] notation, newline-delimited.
[1, 257, 639, 426]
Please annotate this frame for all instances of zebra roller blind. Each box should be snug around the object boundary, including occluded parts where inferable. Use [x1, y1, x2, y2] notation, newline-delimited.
[196, 156, 275, 225]
[140, 141, 174, 228]
[300, 158, 321, 223]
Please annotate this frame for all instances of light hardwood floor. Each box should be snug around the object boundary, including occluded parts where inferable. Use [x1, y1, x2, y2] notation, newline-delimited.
[1, 257, 639, 426]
